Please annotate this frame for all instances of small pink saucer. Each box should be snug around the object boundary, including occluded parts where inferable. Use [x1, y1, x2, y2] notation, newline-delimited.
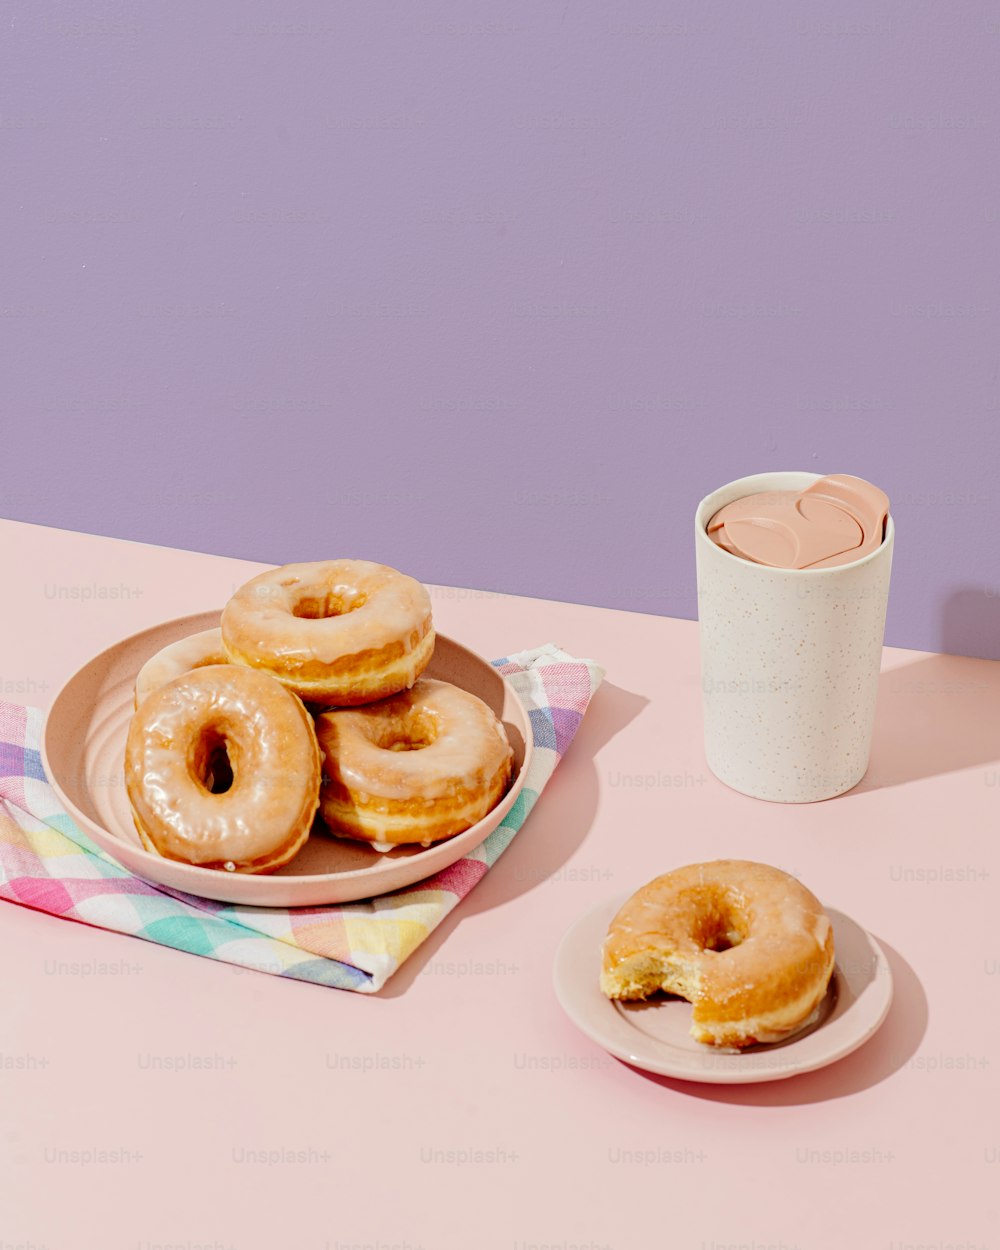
[41, 612, 532, 908]
[553, 893, 892, 1084]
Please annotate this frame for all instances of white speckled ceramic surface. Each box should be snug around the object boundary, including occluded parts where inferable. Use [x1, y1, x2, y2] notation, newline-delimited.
[695, 472, 894, 803]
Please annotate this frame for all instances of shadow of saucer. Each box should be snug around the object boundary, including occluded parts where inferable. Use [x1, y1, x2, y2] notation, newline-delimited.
[849, 654, 1000, 793]
[621, 938, 926, 1106]
[374, 681, 649, 998]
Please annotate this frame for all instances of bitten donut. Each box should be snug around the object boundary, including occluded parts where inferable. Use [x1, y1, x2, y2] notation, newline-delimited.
[124, 665, 321, 874]
[315, 678, 513, 849]
[221, 560, 434, 705]
[134, 628, 227, 707]
[601, 860, 835, 1048]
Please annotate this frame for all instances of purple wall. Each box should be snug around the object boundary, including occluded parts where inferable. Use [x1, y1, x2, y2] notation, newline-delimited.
[3, 2, 998, 658]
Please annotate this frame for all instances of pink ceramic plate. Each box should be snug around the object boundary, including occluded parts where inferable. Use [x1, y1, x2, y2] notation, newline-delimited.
[553, 893, 892, 1084]
[41, 612, 532, 908]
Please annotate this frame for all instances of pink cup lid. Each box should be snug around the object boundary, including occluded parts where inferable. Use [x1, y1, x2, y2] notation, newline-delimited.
[707, 474, 890, 570]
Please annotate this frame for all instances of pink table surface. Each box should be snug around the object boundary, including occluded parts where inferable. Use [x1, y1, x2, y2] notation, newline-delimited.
[1, 517, 998, 1249]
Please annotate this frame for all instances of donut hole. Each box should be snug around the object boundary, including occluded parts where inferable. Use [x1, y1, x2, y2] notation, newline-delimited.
[291, 589, 367, 619]
[191, 726, 236, 795]
[703, 929, 743, 953]
[696, 898, 747, 954]
[375, 710, 437, 753]
[385, 735, 432, 753]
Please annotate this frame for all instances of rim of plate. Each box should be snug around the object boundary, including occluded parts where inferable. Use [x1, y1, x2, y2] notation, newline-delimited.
[40, 611, 532, 894]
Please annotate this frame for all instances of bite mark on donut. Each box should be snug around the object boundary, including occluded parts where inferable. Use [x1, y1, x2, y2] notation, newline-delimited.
[600, 863, 836, 1048]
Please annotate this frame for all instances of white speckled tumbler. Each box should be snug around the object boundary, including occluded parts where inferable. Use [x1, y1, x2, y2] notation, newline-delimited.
[696, 472, 894, 802]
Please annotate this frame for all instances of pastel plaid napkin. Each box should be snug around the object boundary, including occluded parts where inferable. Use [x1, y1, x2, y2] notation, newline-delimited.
[0, 644, 603, 992]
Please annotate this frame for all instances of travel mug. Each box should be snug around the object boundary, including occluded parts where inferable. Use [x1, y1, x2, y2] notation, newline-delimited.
[695, 471, 894, 802]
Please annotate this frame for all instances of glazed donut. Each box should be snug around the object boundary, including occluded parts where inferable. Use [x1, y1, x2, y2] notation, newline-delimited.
[124, 665, 321, 874]
[601, 860, 835, 1048]
[134, 628, 227, 707]
[221, 560, 434, 706]
[315, 678, 513, 849]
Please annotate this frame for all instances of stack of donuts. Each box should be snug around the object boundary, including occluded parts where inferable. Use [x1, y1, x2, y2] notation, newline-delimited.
[124, 560, 514, 874]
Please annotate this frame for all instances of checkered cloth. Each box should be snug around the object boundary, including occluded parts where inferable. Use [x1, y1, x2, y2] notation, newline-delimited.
[0, 645, 602, 992]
